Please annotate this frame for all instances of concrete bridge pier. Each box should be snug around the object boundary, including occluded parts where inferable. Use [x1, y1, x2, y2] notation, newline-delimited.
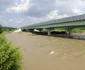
[46, 28, 51, 36]
[66, 28, 74, 37]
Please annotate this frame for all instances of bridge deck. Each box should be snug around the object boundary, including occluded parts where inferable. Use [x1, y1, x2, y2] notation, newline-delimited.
[25, 21, 85, 29]
[21, 14, 85, 29]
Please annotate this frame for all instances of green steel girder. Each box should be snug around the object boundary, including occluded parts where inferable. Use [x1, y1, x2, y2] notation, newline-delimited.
[22, 21, 85, 29]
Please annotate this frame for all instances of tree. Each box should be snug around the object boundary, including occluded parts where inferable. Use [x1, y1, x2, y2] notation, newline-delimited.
[0, 25, 3, 33]
[0, 34, 22, 70]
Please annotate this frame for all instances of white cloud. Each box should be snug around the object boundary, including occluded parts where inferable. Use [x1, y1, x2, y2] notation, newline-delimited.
[2, 0, 85, 28]
[47, 10, 68, 19]
[6, 0, 30, 13]
[72, 8, 84, 15]
[47, 10, 59, 19]
[55, 0, 85, 16]
[27, 10, 68, 24]
[7, 18, 24, 24]
[8, 19, 13, 22]
[3, 20, 8, 23]
[0, 15, 3, 19]
[15, 19, 24, 23]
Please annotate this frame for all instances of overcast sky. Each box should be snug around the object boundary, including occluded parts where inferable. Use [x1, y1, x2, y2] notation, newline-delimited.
[0, 0, 85, 28]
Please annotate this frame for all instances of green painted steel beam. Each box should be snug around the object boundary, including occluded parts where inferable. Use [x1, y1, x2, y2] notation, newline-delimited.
[22, 21, 85, 29]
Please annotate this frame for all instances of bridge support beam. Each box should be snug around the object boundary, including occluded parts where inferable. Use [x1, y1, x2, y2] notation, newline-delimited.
[68, 29, 72, 37]
[66, 28, 74, 37]
[46, 28, 51, 36]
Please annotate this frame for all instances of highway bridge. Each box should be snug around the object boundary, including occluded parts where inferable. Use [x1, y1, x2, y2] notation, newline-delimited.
[21, 14, 85, 37]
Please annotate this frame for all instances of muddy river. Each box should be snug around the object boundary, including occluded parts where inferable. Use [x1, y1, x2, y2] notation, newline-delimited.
[6, 32, 85, 70]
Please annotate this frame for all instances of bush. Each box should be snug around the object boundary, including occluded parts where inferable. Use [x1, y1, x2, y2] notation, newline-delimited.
[0, 34, 22, 70]
[0, 25, 3, 34]
[72, 29, 84, 33]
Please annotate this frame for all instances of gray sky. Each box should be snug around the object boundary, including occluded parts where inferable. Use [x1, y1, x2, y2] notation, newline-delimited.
[0, 0, 85, 28]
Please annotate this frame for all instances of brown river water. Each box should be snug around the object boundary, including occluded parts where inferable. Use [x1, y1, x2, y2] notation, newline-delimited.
[6, 32, 85, 70]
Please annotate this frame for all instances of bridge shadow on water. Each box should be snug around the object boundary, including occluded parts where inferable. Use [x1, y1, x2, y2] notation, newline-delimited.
[30, 31, 85, 40]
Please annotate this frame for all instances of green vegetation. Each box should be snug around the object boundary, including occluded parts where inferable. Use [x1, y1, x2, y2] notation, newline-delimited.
[3, 28, 12, 33]
[42, 28, 85, 34]
[0, 25, 3, 34]
[0, 24, 17, 34]
[72, 28, 85, 33]
[3, 27, 16, 33]
[53, 28, 85, 33]
[0, 34, 22, 70]
[0, 25, 22, 70]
